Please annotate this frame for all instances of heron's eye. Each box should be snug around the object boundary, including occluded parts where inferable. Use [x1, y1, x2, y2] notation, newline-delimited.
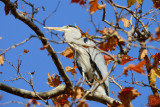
[66, 26, 69, 29]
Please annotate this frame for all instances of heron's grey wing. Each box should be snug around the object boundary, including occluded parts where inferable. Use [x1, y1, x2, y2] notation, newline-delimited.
[84, 38, 109, 95]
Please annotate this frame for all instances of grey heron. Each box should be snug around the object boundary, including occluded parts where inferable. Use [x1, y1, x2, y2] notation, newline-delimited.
[44, 25, 109, 96]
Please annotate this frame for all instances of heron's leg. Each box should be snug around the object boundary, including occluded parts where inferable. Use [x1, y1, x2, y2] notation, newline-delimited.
[80, 72, 86, 87]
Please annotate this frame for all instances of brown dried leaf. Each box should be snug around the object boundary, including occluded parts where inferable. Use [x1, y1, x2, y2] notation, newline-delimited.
[71, 87, 84, 100]
[47, 73, 62, 87]
[148, 95, 160, 106]
[152, 0, 160, 10]
[89, 0, 106, 14]
[66, 66, 77, 75]
[121, 17, 130, 28]
[52, 94, 69, 107]
[71, 0, 87, 5]
[24, 49, 29, 53]
[60, 47, 74, 59]
[26, 99, 41, 107]
[118, 87, 140, 107]
[0, 55, 4, 66]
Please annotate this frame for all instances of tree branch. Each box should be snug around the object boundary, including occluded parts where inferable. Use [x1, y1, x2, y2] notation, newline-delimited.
[0, 0, 72, 89]
[0, 82, 121, 106]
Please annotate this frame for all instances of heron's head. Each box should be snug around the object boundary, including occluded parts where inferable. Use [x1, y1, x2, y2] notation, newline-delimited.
[44, 25, 81, 39]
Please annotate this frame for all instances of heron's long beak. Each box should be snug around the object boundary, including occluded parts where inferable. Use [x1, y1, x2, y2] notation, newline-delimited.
[43, 27, 65, 32]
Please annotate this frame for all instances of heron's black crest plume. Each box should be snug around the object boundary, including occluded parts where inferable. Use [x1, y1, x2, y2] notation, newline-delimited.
[68, 25, 77, 28]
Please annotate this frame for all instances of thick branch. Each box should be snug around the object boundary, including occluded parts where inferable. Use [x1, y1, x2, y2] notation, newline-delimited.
[0, 0, 72, 89]
[0, 83, 121, 106]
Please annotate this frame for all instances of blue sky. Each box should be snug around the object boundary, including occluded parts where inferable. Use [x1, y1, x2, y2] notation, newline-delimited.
[0, 0, 159, 107]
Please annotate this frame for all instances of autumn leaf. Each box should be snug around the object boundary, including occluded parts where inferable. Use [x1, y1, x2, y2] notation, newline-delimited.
[52, 94, 69, 107]
[26, 99, 41, 107]
[118, 87, 141, 107]
[66, 66, 77, 75]
[77, 100, 88, 107]
[148, 68, 157, 85]
[71, 0, 87, 5]
[127, 0, 143, 7]
[60, 47, 74, 59]
[123, 59, 146, 75]
[152, 0, 160, 10]
[4, 5, 11, 15]
[103, 55, 116, 65]
[40, 44, 49, 50]
[99, 36, 118, 52]
[89, 0, 106, 14]
[148, 95, 160, 106]
[155, 26, 160, 39]
[121, 17, 130, 28]
[151, 52, 160, 67]
[70, 86, 84, 100]
[0, 55, 4, 66]
[24, 49, 29, 53]
[47, 73, 62, 87]
[120, 55, 136, 65]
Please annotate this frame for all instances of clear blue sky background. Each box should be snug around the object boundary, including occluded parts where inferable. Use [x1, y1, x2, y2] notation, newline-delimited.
[0, 0, 159, 107]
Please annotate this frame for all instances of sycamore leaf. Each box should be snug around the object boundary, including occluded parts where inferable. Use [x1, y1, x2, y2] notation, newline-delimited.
[77, 100, 88, 107]
[40, 44, 49, 50]
[52, 94, 69, 107]
[152, 0, 160, 10]
[89, 0, 106, 14]
[24, 49, 29, 53]
[66, 66, 77, 75]
[99, 37, 118, 52]
[47, 73, 62, 87]
[71, 0, 87, 5]
[120, 55, 136, 65]
[121, 17, 130, 28]
[148, 95, 160, 106]
[123, 59, 146, 75]
[60, 47, 74, 59]
[118, 87, 141, 107]
[70, 87, 84, 100]
[0, 55, 4, 66]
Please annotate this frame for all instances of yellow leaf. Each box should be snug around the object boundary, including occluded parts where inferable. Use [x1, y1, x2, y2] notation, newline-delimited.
[0, 55, 4, 66]
[127, 0, 136, 7]
[60, 47, 74, 59]
[137, 0, 143, 5]
[66, 66, 77, 75]
[155, 67, 160, 79]
[149, 68, 157, 85]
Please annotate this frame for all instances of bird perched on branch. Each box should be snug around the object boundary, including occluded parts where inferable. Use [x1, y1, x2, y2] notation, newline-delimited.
[44, 25, 109, 96]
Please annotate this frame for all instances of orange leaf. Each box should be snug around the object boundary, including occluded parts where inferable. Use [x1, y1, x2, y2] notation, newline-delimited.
[123, 59, 146, 75]
[120, 55, 136, 65]
[47, 73, 62, 87]
[0, 55, 4, 66]
[121, 17, 130, 28]
[71, 0, 87, 5]
[99, 37, 118, 52]
[40, 44, 49, 50]
[66, 66, 77, 75]
[89, 0, 106, 14]
[24, 49, 29, 53]
[60, 47, 74, 59]
[103, 55, 116, 65]
[118, 87, 141, 107]
[148, 95, 160, 106]
[151, 52, 160, 67]
[52, 94, 69, 107]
